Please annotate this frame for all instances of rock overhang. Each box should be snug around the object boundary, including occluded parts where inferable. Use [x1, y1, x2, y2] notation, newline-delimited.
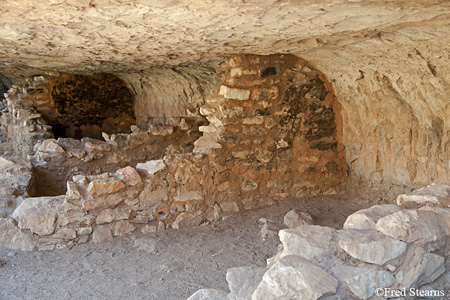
[0, 0, 449, 79]
[1, 0, 450, 190]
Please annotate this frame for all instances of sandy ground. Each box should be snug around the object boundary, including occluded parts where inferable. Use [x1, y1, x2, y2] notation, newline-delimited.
[0, 193, 387, 300]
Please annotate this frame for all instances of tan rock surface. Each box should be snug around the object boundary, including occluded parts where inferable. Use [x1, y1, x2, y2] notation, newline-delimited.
[12, 196, 65, 236]
[86, 180, 125, 197]
[0, 1, 449, 189]
[338, 229, 407, 265]
[252, 255, 338, 300]
[343, 204, 403, 230]
[397, 183, 450, 208]
[375, 209, 446, 249]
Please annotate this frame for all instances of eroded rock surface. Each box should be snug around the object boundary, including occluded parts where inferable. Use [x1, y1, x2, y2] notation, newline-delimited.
[1, 1, 449, 191]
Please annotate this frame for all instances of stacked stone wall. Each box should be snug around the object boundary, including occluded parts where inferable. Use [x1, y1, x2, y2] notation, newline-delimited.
[195, 54, 347, 207]
[0, 78, 54, 158]
[0, 54, 350, 250]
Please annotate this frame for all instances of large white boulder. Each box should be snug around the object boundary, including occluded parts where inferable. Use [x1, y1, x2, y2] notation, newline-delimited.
[338, 229, 407, 265]
[226, 266, 266, 300]
[375, 209, 446, 250]
[252, 255, 338, 300]
[278, 225, 338, 264]
[396, 183, 450, 208]
[12, 196, 65, 235]
[343, 204, 403, 230]
[332, 263, 395, 300]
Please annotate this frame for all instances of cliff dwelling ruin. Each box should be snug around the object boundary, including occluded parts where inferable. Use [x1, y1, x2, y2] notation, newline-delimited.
[0, 1, 449, 299]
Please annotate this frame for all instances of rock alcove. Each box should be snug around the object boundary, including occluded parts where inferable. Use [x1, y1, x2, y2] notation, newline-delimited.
[49, 73, 136, 140]
[0, 53, 347, 237]
[0, 1, 449, 299]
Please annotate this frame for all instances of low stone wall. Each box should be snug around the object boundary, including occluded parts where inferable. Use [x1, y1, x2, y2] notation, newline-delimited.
[1, 155, 216, 250]
[0, 77, 205, 195]
[1, 80, 54, 158]
[30, 119, 204, 196]
[0, 157, 34, 218]
[188, 186, 450, 300]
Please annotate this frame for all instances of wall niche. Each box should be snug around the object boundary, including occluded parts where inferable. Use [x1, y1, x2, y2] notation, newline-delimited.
[32, 72, 136, 140]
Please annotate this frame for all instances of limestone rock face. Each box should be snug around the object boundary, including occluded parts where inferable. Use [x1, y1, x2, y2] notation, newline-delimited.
[397, 183, 450, 208]
[12, 196, 65, 235]
[226, 266, 266, 300]
[0, 1, 447, 79]
[375, 209, 446, 249]
[332, 263, 395, 300]
[343, 204, 403, 230]
[0, 1, 449, 190]
[252, 255, 338, 300]
[338, 229, 407, 265]
[283, 209, 313, 229]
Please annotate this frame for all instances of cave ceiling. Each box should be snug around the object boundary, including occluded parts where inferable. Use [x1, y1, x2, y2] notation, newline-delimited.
[0, 0, 449, 81]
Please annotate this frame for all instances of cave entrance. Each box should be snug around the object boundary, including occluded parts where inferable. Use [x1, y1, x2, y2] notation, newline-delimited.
[46, 73, 136, 140]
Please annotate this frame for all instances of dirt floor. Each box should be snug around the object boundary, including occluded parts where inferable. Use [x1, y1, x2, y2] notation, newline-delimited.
[0, 193, 389, 300]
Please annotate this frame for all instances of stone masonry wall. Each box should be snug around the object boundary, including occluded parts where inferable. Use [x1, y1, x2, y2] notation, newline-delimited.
[10, 72, 136, 140]
[195, 54, 347, 205]
[0, 78, 54, 158]
[31, 122, 203, 197]
[1, 54, 349, 250]
[0, 76, 206, 195]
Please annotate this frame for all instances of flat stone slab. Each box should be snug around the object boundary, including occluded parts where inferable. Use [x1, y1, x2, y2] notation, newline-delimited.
[332, 263, 395, 300]
[86, 179, 125, 197]
[375, 209, 446, 248]
[226, 266, 266, 300]
[338, 229, 407, 265]
[278, 225, 337, 263]
[343, 204, 403, 230]
[252, 255, 338, 300]
[397, 183, 450, 208]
